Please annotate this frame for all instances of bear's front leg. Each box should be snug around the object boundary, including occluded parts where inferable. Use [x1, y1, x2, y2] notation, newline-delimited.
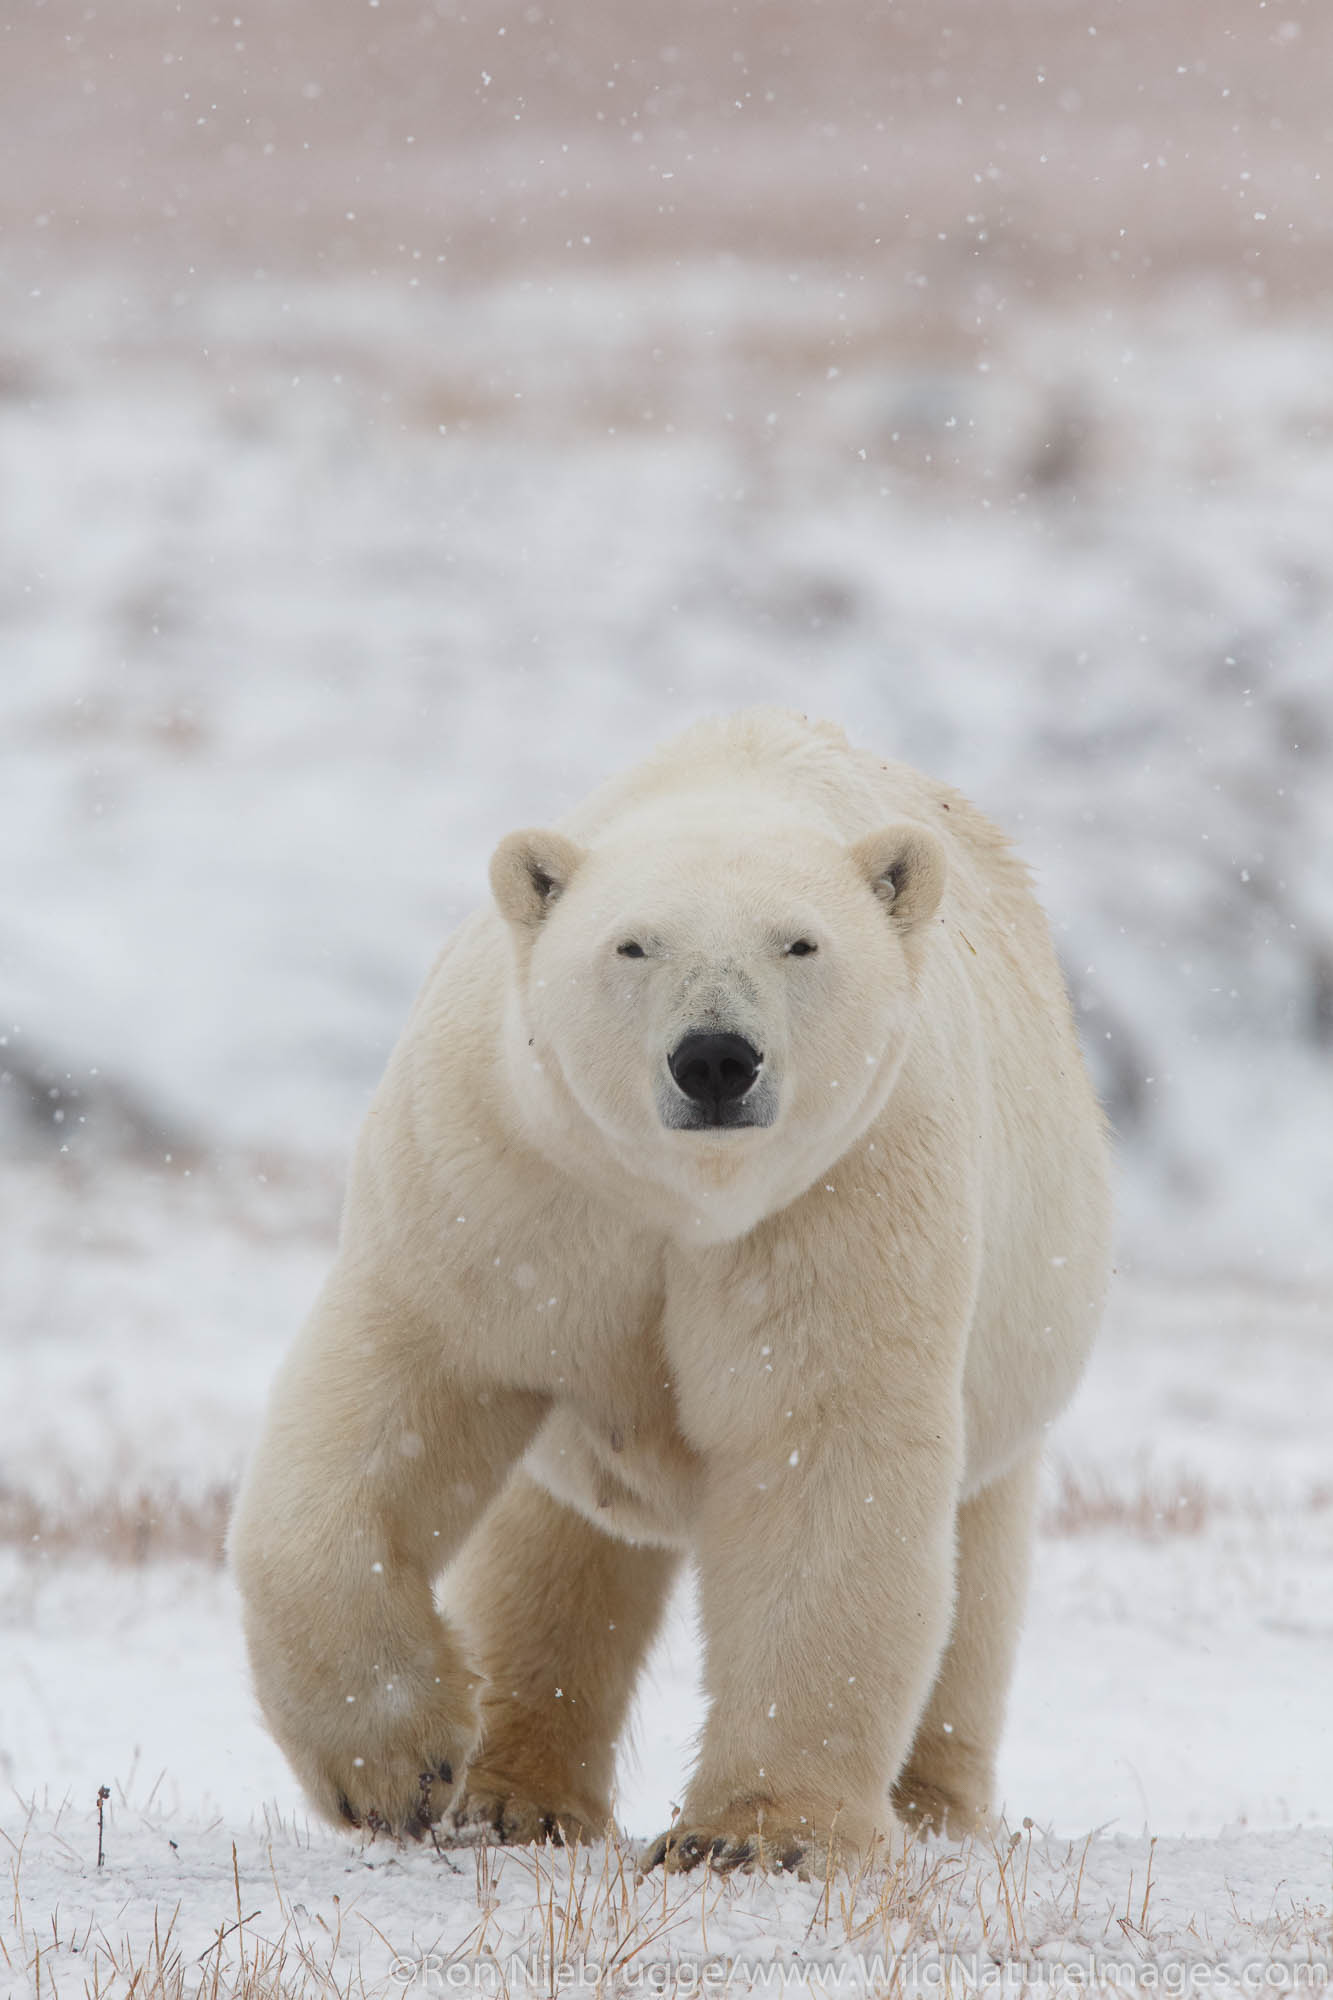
[230, 1263, 548, 1835]
[447, 1473, 681, 1847]
[649, 1385, 962, 1875]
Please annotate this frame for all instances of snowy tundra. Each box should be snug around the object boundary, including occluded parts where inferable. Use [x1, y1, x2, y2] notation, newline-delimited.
[230, 709, 1112, 1871]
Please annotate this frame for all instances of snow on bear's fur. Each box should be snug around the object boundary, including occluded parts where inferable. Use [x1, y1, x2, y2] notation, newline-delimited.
[231, 710, 1112, 1871]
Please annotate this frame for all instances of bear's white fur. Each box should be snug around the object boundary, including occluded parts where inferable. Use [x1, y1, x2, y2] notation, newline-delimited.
[231, 710, 1111, 1870]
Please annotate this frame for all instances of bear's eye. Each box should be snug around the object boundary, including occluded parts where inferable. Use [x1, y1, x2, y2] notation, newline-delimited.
[617, 941, 646, 959]
[786, 939, 818, 958]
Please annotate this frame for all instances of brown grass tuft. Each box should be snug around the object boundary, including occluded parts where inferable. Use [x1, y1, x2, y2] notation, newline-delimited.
[0, 1481, 232, 1566]
[1044, 1465, 1213, 1541]
[2, 1467, 1326, 1570]
[1045, 1464, 1333, 1541]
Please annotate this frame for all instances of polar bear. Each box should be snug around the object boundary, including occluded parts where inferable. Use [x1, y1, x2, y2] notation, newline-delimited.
[230, 709, 1111, 1871]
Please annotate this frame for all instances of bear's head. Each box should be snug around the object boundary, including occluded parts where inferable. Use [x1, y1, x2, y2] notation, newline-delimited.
[489, 801, 946, 1239]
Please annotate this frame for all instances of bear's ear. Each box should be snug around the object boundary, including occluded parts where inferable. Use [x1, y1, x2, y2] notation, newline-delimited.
[489, 828, 588, 928]
[849, 822, 947, 928]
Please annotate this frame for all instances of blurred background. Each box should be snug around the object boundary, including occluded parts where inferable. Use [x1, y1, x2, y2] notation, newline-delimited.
[3, 0, 1332, 1503]
[3, 3, 1333, 1872]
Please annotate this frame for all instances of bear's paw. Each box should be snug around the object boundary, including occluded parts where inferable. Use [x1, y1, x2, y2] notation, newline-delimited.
[447, 1773, 609, 1849]
[891, 1758, 997, 1842]
[639, 1801, 868, 1881]
[309, 1662, 482, 1841]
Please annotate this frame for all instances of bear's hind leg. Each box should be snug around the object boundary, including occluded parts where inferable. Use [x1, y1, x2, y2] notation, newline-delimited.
[892, 1449, 1041, 1839]
[447, 1474, 679, 1846]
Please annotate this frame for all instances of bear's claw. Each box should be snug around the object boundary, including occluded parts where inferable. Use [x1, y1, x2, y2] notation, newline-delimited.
[640, 1828, 808, 1877]
[327, 1753, 468, 1840]
[446, 1782, 600, 1849]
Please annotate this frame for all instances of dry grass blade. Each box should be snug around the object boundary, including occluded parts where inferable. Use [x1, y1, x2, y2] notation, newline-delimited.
[5, 1804, 1333, 1996]
[4, 1463, 1324, 1572]
[1046, 1466, 1212, 1541]
[0, 1482, 233, 1566]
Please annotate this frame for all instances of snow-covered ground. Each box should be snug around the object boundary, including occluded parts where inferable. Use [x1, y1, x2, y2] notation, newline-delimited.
[3, 1160, 1330, 1991]
[4, 0, 1333, 1989]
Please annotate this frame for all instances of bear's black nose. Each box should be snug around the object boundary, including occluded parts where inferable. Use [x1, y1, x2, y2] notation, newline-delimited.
[668, 1032, 762, 1108]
